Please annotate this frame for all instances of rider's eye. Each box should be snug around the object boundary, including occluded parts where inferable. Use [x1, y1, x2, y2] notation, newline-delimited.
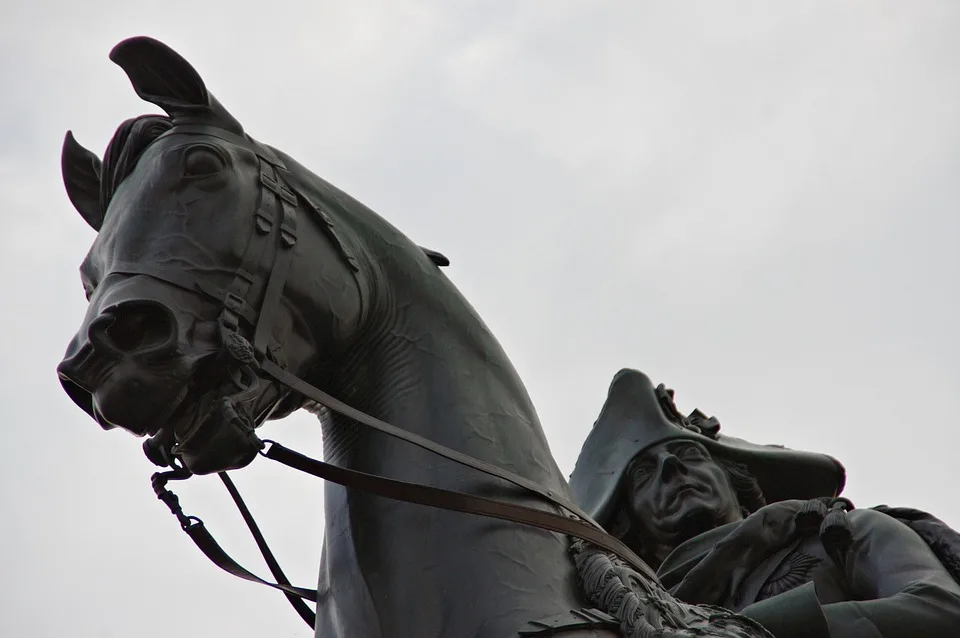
[678, 444, 706, 459]
[631, 464, 652, 485]
[182, 145, 226, 177]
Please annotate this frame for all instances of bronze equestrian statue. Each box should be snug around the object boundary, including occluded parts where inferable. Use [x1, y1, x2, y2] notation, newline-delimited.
[56, 37, 781, 638]
[570, 368, 960, 637]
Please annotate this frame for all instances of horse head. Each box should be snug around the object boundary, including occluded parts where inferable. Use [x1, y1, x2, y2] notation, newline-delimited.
[56, 36, 367, 475]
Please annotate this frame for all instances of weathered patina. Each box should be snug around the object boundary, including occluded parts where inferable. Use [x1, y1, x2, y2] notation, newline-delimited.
[56, 37, 775, 638]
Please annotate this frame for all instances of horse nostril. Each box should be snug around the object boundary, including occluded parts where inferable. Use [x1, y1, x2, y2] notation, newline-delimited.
[89, 301, 177, 355]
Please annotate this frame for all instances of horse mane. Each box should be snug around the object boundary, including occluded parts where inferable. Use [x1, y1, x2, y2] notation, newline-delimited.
[100, 114, 173, 212]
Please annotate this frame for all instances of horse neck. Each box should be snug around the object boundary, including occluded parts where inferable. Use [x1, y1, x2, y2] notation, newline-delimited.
[297, 213, 596, 637]
[318, 267, 566, 492]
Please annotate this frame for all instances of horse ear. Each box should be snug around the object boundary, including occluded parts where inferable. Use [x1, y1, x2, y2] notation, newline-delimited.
[109, 36, 243, 133]
[61, 131, 104, 231]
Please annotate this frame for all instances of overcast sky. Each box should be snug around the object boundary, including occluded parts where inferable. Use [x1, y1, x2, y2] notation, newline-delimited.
[2, 2, 958, 637]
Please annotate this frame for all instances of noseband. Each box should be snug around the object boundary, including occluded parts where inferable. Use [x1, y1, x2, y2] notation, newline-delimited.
[134, 125, 656, 628]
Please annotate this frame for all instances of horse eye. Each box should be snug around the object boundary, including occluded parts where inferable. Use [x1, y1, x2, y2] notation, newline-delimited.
[182, 146, 225, 176]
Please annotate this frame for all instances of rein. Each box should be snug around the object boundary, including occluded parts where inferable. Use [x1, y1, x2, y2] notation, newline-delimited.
[142, 124, 658, 629]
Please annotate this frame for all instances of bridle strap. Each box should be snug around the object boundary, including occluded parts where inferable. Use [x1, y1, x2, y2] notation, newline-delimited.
[214, 161, 278, 344]
[252, 169, 297, 357]
[216, 472, 317, 626]
[151, 470, 317, 612]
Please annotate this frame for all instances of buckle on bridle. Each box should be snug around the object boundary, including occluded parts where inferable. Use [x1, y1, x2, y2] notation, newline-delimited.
[221, 293, 247, 326]
[258, 439, 276, 458]
[260, 170, 298, 206]
[151, 466, 199, 530]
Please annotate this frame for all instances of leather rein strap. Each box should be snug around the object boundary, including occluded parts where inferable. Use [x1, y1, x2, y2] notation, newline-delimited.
[257, 359, 656, 584]
[147, 125, 658, 629]
[260, 360, 603, 531]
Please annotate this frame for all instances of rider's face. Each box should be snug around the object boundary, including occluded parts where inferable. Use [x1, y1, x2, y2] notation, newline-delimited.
[623, 439, 743, 552]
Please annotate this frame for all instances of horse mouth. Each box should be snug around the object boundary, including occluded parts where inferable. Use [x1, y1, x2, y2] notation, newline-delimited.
[163, 359, 263, 473]
[60, 344, 265, 474]
[165, 383, 225, 445]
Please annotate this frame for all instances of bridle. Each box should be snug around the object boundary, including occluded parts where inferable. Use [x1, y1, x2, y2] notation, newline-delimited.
[124, 124, 657, 628]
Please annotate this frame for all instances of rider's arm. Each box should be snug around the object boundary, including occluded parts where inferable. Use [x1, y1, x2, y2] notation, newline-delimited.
[741, 508, 960, 638]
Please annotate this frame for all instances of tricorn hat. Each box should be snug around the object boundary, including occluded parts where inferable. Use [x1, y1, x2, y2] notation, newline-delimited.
[569, 369, 846, 527]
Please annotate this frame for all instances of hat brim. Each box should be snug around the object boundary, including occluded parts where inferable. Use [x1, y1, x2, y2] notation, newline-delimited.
[569, 369, 846, 527]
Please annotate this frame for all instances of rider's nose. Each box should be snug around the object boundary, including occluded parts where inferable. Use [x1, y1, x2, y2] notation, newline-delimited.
[88, 300, 178, 356]
[659, 454, 687, 481]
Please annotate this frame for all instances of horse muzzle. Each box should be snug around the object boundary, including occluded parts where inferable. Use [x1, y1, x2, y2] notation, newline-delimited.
[57, 299, 192, 436]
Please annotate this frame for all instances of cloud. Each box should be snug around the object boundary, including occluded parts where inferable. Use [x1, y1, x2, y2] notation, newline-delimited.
[3, 2, 959, 637]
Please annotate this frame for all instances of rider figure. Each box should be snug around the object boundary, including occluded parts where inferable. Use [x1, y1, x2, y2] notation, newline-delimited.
[569, 369, 960, 637]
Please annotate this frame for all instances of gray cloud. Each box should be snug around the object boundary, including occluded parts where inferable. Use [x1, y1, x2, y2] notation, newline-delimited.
[2, 2, 958, 636]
